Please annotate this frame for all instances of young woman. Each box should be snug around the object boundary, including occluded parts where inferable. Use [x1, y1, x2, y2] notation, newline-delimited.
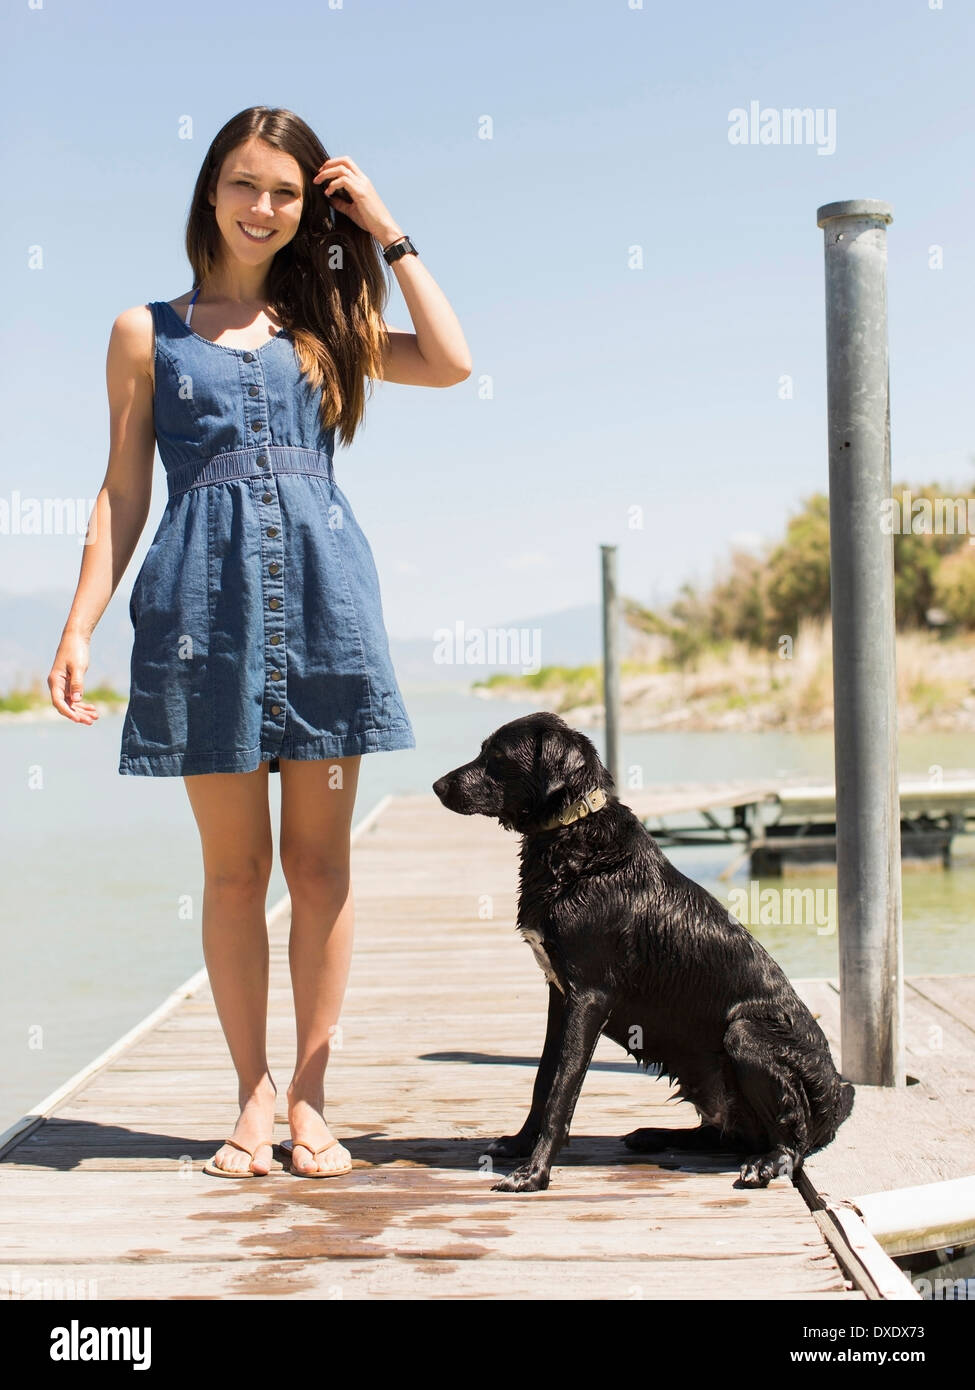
[47, 107, 471, 1179]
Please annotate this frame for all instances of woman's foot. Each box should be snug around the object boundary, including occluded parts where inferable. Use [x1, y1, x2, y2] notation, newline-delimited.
[208, 1077, 277, 1175]
[286, 1085, 351, 1175]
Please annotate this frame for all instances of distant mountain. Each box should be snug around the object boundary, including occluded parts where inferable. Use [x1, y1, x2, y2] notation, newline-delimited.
[0, 589, 136, 693]
[0, 592, 630, 694]
[390, 602, 627, 686]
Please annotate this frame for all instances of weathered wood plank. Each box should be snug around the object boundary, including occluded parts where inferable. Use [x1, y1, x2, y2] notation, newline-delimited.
[0, 1258, 854, 1301]
[794, 976, 975, 1200]
[907, 975, 975, 1037]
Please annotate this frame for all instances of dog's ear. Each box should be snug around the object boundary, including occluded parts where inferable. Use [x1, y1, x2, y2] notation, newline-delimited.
[541, 741, 587, 801]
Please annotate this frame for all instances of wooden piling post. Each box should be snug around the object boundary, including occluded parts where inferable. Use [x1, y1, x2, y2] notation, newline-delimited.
[600, 544, 621, 792]
[816, 199, 904, 1087]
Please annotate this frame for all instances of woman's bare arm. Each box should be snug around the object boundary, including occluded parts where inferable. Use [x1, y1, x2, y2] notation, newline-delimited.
[307, 157, 472, 389]
[48, 307, 157, 721]
[376, 247, 473, 387]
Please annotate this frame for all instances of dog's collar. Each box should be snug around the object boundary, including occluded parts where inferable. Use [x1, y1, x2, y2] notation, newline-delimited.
[535, 785, 609, 832]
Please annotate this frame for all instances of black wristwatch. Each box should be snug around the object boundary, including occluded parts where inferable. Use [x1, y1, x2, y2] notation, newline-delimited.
[382, 235, 418, 264]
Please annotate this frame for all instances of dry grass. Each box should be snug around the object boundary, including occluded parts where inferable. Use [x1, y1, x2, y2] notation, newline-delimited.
[482, 621, 975, 732]
[613, 619, 975, 731]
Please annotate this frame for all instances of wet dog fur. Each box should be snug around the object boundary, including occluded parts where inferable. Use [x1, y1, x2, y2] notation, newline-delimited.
[432, 711, 854, 1194]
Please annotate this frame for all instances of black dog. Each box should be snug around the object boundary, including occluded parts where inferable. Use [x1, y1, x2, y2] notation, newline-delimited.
[432, 711, 854, 1194]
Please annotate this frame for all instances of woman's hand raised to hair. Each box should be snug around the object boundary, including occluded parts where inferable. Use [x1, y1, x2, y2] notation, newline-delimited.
[312, 156, 404, 246]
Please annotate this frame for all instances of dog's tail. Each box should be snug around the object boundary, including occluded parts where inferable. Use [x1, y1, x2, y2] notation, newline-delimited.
[792, 1027, 855, 1150]
[836, 1079, 855, 1126]
[806, 1072, 854, 1151]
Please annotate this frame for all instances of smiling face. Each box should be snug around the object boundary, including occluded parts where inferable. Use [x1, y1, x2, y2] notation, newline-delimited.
[207, 136, 304, 266]
[432, 712, 613, 834]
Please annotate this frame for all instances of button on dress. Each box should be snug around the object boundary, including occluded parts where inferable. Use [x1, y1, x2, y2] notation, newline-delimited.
[118, 298, 415, 776]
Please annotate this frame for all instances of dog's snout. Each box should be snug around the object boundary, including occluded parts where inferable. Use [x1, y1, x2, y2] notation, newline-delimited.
[434, 758, 500, 819]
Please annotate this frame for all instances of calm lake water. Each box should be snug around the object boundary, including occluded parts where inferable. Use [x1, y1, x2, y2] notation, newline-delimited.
[2, 687, 974, 1136]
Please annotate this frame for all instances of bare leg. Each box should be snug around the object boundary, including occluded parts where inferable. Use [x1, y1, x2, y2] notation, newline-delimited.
[183, 766, 276, 1175]
[279, 756, 361, 1175]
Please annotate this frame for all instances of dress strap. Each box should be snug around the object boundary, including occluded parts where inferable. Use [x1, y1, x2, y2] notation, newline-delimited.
[185, 285, 201, 327]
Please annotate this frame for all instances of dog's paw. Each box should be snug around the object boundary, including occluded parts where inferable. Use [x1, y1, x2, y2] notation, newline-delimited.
[486, 1131, 537, 1159]
[737, 1150, 795, 1188]
[491, 1164, 550, 1193]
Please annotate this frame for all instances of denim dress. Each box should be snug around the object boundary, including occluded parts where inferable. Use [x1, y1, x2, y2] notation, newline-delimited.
[118, 299, 416, 776]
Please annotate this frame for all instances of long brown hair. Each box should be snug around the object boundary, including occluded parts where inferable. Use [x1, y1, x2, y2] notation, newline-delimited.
[185, 107, 389, 449]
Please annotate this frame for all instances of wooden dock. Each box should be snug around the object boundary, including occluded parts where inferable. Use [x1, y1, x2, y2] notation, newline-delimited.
[630, 776, 975, 872]
[2, 793, 972, 1300]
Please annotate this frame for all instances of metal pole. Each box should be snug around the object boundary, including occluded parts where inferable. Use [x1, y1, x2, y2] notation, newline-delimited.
[816, 198, 903, 1087]
[600, 544, 621, 792]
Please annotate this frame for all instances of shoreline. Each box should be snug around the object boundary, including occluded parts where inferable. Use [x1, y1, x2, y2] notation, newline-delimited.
[6, 689, 975, 734]
[472, 625, 975, 735]
[474, 684, 975, 735]
[0, 700, 126, 725]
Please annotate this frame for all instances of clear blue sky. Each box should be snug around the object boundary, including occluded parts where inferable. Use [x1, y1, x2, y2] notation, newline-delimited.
[3, 0, 973, 640]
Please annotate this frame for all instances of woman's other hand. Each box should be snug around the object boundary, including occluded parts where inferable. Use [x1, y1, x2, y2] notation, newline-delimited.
[48, 633, 99, 723]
